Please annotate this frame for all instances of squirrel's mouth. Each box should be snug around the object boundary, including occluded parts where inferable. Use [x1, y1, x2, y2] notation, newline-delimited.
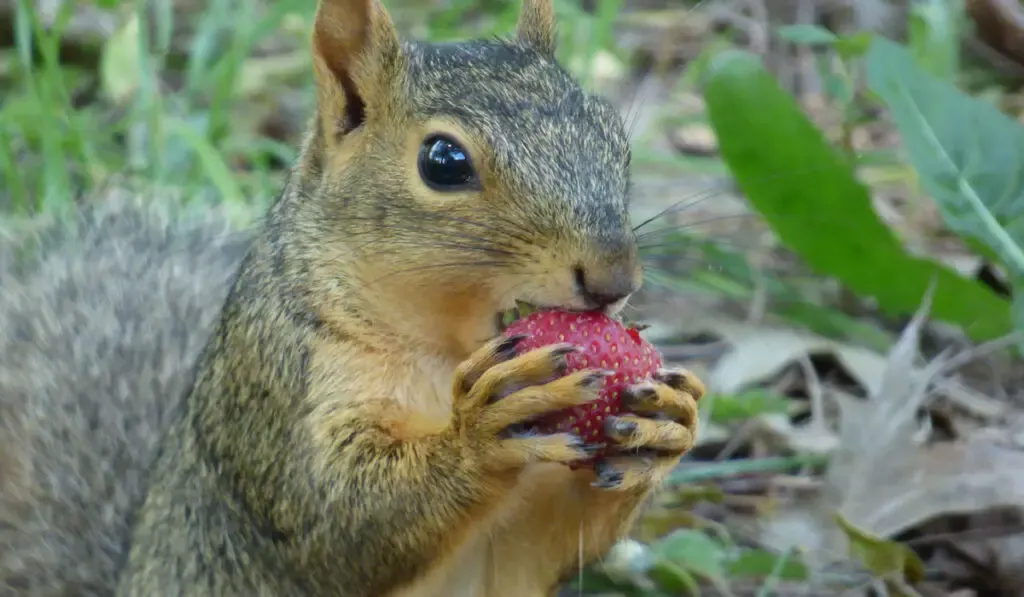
[494, 300, 620, 334]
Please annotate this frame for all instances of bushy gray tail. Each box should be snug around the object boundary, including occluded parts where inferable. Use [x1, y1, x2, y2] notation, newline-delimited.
[0, 191, 251, 596]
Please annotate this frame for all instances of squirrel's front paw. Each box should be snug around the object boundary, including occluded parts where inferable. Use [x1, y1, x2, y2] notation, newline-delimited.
[451, 335, 606, 470]
[591, 367, 705, 492]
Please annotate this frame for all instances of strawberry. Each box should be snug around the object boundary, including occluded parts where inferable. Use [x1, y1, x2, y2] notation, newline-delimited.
[503, 309, 663, 466]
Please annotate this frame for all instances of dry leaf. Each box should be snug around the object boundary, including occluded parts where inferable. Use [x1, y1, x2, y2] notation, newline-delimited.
[706, 323, 888, 396]
[760, 291, 1024, 573]
[752, 412, 840, 456]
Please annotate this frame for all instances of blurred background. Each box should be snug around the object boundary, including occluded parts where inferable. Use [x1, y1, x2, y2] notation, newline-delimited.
[5, 0, 1024, 595]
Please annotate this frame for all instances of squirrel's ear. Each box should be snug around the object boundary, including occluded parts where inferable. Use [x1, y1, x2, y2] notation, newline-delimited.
[516, 0, 557, 57]
[311, 0, 402, 139]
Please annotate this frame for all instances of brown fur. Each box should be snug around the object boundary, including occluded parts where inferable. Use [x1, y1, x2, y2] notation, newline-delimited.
[0, 191, 251, 596]
[1, 1, 704, 596]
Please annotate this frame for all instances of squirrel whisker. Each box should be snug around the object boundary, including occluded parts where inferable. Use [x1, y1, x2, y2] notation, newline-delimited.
[633, 213, 761, 242]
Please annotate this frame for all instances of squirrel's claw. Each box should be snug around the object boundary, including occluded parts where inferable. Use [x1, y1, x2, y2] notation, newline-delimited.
[590, 367, 705, 492]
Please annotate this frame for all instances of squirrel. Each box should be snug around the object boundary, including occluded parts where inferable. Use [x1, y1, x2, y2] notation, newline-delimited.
[0, 0, 705, 596]
[0, 190, 251, 596]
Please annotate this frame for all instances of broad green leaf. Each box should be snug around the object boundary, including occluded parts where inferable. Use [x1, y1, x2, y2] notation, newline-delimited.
[701, 49, 1011, 341]
[652, 529, 727, 583]
[866, 37, 1024, 281]
[1013, 287, 1024, 352]
[726, 549, 809, 580]
[834, 31, 873, 60]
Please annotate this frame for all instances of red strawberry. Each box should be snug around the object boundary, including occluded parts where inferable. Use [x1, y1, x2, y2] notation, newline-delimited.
[503, 309, 663, 467]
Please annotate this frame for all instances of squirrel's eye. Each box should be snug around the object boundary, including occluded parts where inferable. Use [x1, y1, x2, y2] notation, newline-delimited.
[418, 135, 477, 191]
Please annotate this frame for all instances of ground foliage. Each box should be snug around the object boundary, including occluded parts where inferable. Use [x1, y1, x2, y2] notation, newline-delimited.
[4, 0, 1024, 595]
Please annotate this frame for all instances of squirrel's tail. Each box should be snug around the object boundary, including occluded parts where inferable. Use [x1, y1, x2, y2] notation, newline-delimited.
[0, 191, 251, 596]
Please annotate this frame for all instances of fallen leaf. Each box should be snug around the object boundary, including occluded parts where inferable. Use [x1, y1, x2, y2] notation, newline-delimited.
[834, 429, 1024, 540]
[753, 412, 840, 457]
[759, 292, 1024, 574]
[833, 511, 926, 583]
[705, 322, 889, 396]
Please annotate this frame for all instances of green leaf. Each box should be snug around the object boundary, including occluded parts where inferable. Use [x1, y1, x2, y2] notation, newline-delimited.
[777, 24, 838, 45]
[706, 389, 790, 424]
[701, 49, 1011, 341]
[834, 513, 925, 586]
[907, 0, 963, 81]
[726, 548, 809, 581]
[652, 529, 727, 583]
[866, 37, 1024, 280]
[1013, 286, 1024, 352]
[647, 560, 700, 596]
[775, 25, 871, 59]
[834, 31, 873, 60]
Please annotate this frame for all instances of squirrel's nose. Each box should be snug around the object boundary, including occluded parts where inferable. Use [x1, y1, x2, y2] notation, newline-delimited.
[573, 264, 639, 311]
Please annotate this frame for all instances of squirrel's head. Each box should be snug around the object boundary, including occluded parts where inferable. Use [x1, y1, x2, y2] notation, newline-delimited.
[301, 0, 639, 354]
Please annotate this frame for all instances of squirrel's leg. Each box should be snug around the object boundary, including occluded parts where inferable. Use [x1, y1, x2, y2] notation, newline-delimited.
[299, 336, 608, 594]
[486, 367, 705, 596]
[294, 335, 602, 594]
[593, 367, 705, 489]
[117, 334, 602, 596]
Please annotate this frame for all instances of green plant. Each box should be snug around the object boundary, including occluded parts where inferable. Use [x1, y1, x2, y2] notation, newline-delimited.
[699, 47, 1011, 342]
[775, 24, 873, 156]
[1, 0, 313, 218]
[571, 525, 811, 596]
[421, 0, 624, 86]
[865, 37, 1024, 345]
[774, 0, 966, 154]
[0, 0, 628, 222]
